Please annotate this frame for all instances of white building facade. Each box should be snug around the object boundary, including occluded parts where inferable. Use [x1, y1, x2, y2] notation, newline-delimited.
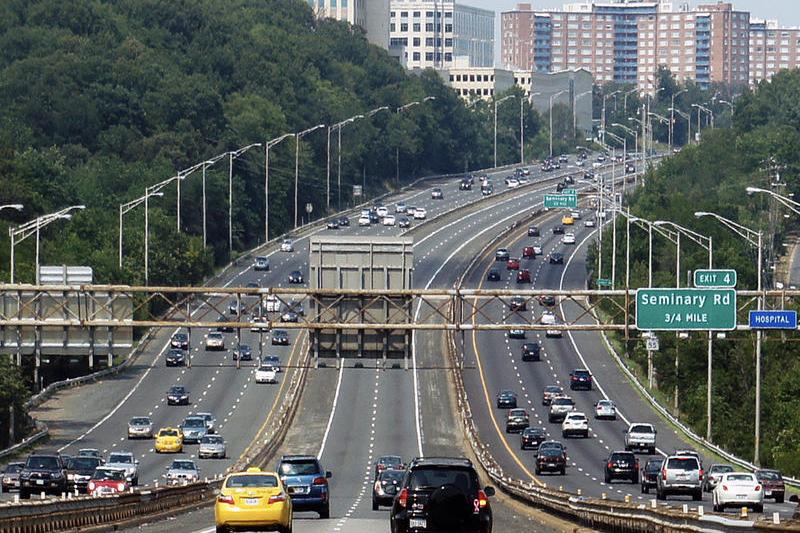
[308, 0, 390, 49]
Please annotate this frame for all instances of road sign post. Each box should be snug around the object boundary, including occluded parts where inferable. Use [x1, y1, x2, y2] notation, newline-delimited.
[544, 194, 577, 209]
[693, 269, 737, 288]
[636, 288, 737, 331]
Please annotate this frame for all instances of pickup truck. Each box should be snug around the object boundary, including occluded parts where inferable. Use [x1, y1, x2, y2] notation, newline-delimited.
[624, 423, 657, 455]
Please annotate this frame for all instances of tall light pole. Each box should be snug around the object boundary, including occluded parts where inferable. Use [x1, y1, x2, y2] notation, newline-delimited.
[669, 107, 691, 147]
[692, 104, 713, 134]
[623, 87, 638, 115]
[199, 153, 228, 248]
[601, 90, 621, 146]
[294, 125, 325, 228]
[9, 206, 85, 284]
[396, 97, 435, 182]
[144, 175, 184, 285]
[695, 210, 762, 452]
[719, 99, 735, 117]
[264, 133, 295, 243]
[574, 90, 592, 139]
[119, 192, 162, 269]
[521, 94, 538, 164]
[670, 89, 687, 152]
[173, 161, 207, 233]
[228, 143, 262, 252]
[327, 114, 364, 210]
[654, 220, 712, 413]
[493, 94, 516, 168]
[612, 123, 638, 160]
[549, 89, 568, 158]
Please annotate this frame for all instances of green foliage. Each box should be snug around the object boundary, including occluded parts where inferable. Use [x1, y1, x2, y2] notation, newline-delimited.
[593, 70, 800, 475]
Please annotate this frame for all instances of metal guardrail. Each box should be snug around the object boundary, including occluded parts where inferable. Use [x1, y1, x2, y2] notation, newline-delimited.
[445, 202, 799, 531]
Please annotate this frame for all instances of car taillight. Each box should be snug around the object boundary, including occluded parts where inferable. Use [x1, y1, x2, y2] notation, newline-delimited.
[398, 488, 408, 508]
[88, 481, 95, 491]
[607, 462, 614, 469]
[661, 468, 667, 481]
[269, 493, 286, 504]
[312, 477, 327, 486]
[699, 469, 704, 481]
[477, 490, 489, 508]
[217, 494, 235, 504]
[377, 464, 386, 472]
[754, 485, 761, 492]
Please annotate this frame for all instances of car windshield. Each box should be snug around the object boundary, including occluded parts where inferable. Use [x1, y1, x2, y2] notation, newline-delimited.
[666, 458, 699, 470]
[379, 470, 405, 484]
[500, 390, 514, 396]
[107, 454, 132, 464]
[159, 429, 179, 437]
[726, 474, 755, 482]
[68, 457, 100, 470]
[574, 371, 590, 377]
[208, 333, 223, 340]
[169, 387, 186, 394]
[202, 436, 224, 444]
[238, 345, 250, 352]
[226, 474, 278, 488]
[279, 460, 320, 477]
[183, 419, 205, 428]
[523, 428, 545, 436]
[567, 414, 586, 421]
[4, 464, 23, 474]
[173, 334, 187, 341]
[379, 456, 402, 466]
[758, 470, 782, 480]
[509, 409, 527, 416]
[645, 461, 663, 472]
[93, 468, 125, 481]
[171, 461, 196, 471]
[409, 467, 477, 491]
[545, 386, 561, 393]
[630, 425, 653, 433]
[26, 456, 60, 469]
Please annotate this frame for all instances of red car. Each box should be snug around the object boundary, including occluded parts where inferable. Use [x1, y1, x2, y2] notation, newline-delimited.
[522, 246, 535, 259]
[87, 467, 129, 497]
[756, 469, 785, 503]
[516, 269, 531, 283]
[506, 258, 520, 270]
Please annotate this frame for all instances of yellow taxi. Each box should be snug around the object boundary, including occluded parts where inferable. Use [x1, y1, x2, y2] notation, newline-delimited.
[561, 215, 575, 225]
[154, 427, 183, 453]
[215, 467, 292, 533]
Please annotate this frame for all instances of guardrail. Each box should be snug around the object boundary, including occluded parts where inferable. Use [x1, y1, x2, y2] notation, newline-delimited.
[445, 197, 799, 531]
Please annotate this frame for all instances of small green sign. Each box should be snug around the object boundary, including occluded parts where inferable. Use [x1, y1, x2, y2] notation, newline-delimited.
[562, 188, 577, 195]
[544, 194, 577, 209]
[636, 288, 737, 331]
[597, 278, 612, 287]
[693, 269, 737, 288]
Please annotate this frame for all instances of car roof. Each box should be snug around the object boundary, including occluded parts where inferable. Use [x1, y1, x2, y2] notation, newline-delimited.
[407, 457, 473, 469]
[280, 454, 318, 461]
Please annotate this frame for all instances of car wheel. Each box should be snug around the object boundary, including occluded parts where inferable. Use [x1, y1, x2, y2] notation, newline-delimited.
[604, 473, 611, 484]
[713, 503, 721, 513]
[755, 504, 763, 514]
[319, 504, 330, 519]
[559, 467, 566, 476]
[648, 447, 655, 456]
[656, 490, 665, 500]
[631, 474, 638, 485]
[642, 485, 649, 494]
[216, 526, 228, 533]
[776, 494, 785, 504]
[693, 490, 701, 501]
[372, 499, 379, 511]
[19, 489, 30, 500]
[535, 466, 541, 475]
[562, 431, 567, 438]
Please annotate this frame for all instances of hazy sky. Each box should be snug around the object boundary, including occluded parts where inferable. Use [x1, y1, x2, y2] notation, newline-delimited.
[461, 0, 800, 65]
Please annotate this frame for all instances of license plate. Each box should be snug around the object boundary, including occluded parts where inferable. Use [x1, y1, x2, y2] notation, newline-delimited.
[288, 485, 309, 495]
[736, 495, 747, 499]
[676, 474, 688, 480]
[36, 480, 44, 486]
[765, 490, 772, 496]
[547, 463, 557, 467]
[409, 518, 427, 528]
[245, 498, 259, 505]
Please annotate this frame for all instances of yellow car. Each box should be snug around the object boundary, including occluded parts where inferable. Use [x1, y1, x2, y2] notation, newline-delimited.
[561, 215, 575, 225]
[154, 427, 183, 453]
[215, 467, 292, 533]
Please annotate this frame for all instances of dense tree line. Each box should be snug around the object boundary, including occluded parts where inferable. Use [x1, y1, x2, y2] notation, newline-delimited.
[592, 69, 800, 474]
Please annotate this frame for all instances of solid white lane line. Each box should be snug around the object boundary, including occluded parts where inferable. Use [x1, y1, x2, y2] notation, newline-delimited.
[317, 362, 345, 460]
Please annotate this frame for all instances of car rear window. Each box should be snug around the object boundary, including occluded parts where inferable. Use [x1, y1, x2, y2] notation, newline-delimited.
[68, 457, 100, 470]
[610, 453, 634, 462]
[279, 460, 320, 477]
[540, 448, 562, 457]
[379, 470, 405, 484]
[201, 435, 224, 444]
[667, 458, 699, 470]
[553, 398, 574, 406]
[93, 468, 125, 480]
[226, 474, 278, 488]
[408, 467, 478, 492]
[712, 465, 734, 474]
[630, 425, 654, 433]
[160, 429, 179, 437]
[645, 461, 663, 472]
[727, 474, 755, 482]
[567, 414, 586, 421]
[758, 470, 782, 480]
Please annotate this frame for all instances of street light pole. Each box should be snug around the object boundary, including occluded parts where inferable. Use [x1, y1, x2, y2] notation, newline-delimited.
[264, 134, 294, 243]
[294, 125, 325, 228]
[227, 143, 262, 252]
[549, 90, 567, 158]
[670, 89, 687, 152]
[9, 206, 84, 284]
[601, 90, 620, 147]
[396, 97, 435, 182]
[493, 95, 515, 167]
[574, 90, 591, 140]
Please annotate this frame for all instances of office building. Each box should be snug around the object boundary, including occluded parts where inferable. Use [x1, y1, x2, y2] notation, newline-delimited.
[390, 0, 494, 70]
[750, 20, 800, 86]
[438, 56, 515, 99]
[308, 0, 390, 49]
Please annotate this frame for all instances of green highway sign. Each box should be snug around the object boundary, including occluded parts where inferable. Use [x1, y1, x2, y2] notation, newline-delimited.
[693, 269, 737, 288]
[597, 278, 612, 287]
[562, 188, 577, 195]
[544, 194, 577, 209]
[636, 288, 737, 331]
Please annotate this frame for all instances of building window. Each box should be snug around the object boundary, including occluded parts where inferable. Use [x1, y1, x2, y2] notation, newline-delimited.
[445, 24, 452, 33]
[413, 11, 420, 17]
[445, 53, 452, 61]
[426, 37, 433, 46]
[413, 23, 420, 31]
[413, 37, 420, 46]
[400, 11, 408, 17]
[425, 52, 433, 61]
[413, 52, 420, 60]
[390, 23, 395, 32]
[450, 75, 455, 82]
[426, 23, 433, 31]
[400, 23, 408, 31]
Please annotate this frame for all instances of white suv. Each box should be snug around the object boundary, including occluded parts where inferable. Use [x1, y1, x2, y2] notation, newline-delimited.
[624, 423, 657, 455]
[561, 412, 589, 438]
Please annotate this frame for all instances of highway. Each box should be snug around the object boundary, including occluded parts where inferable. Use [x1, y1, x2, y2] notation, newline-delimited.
[459, 180, 799, 520]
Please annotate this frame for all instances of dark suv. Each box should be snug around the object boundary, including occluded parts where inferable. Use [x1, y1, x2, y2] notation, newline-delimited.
[641, 458, 663, 494]
[604, 451, 639, 484]
[390, 457, 494, 533]
[276, 455, 332, 518]
[569, 369, 593, 391]
[521, 342, 540, 362]
[19, 454, 68, 499]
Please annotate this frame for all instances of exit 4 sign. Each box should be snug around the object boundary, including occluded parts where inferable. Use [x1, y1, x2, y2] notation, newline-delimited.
[693, 269, 737, 288]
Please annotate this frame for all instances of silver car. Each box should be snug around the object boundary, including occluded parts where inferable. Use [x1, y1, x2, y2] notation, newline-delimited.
[198, 435, 226, 459]
[195, 412, 217, 434]
[164, 459, 200, 485]
[180, 416, 209, 444]
[105, 452, 139, 486]
[127, 416, 153, 439]
[656, 455, 703, 501]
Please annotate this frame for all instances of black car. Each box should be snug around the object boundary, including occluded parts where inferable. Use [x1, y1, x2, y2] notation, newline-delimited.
[374, 455, 404, 479]
[271, 329, 290, 345]
[496, 389, 517, 409]
[535, 445, 566, 475]
[288, 270, 304, 284]
[569, 369, 593, 391]
[459, 179, 472, 190]
[246, 281, 260, 289]
[281, 310, 299, 323]
[216, 315, 234, 333]
[65, 456, 102, 493]
[521, 342, 540, 362]
[555, 182, 565, 192]
[338, 216, 350, 227]
[390, 457, 494, 533]
[165, 348, 186, 367]
[509, 296, 527, 311]
[233, 344, 253, 361]
[495, 248, 510, 261]
[170, 333, 189, 350]
[167, 386, 189, 405]
[369, 212, 380, 224]
[527, 226, 540, 237]
[372, 468, 404, 510]
[583, 171, 595, 180]
[605, 451, 639, 484]
[552, 225, 564, 235]
[398, 217, 411, 228]
[538, 295, 556, 306]
[520, 427, 547, 450]
[641, 458, 663, 493]
[487, 269, 501, 281]
[564, 175, 575, 185]
[549, 253, 564, 264]
[18, 454, 67, 499]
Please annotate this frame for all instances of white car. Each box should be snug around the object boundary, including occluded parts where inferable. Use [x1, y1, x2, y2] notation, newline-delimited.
[263, 295, 280, 313]
[205, 332, 225, 351]
[570, 211, 581, 220]
[585, 219, 596, 228]
[358, 215, 371, 226]
[712, 473, 764, 513]
[395, 202, 407, 213]
[532, 245, 543, 255]
[561, 412, 589, 438]
[255, 365, 278, 384]
[624, 423, 657, 455]
[376, 206, 389, 218]
[506, 178, 520, 188]
[594, 400, 616, 420]
[105, 452, 139, 485]
[250, 316, 268, 332]
[382, 214, 396, 226]
[563, 232, 576, 244]
[280, 239, 294, 252]
[592, 161, 602, 169]
[413, 207, 427, 220]
[541, 311, 556, 326]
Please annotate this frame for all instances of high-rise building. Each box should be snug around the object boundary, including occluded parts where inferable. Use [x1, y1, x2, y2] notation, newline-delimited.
[750, 20, 800, 86]
[389, 0, 494, 70]
[500, 1, 750, 92]
[308, 0, 390, 49]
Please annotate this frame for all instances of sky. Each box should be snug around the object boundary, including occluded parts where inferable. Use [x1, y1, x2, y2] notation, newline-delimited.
[460, 0, 800, 66]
